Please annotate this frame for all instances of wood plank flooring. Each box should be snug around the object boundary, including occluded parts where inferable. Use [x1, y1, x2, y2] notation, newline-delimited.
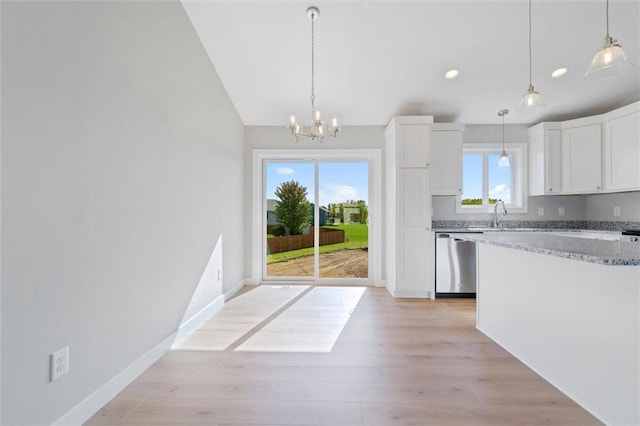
[86, 286, 601, 425]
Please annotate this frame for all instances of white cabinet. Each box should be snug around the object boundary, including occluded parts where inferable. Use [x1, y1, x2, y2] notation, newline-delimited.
[397, 124, 430, 167]
[399, 169, 430, 227]
[528, 102, 639, 196]
[561, 118, 602, 194]
[398, 229, 431, 295]
[603, 103, 640, 192]
[430, 123, 465, 195]
[385, 116, 433, 298]
[528, 123, 561, 196]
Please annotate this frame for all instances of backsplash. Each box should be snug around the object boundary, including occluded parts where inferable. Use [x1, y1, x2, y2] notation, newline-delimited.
[432, 220, 640, 231]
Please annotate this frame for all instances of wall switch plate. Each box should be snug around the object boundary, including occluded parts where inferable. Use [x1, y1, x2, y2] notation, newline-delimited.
[50, 346, 69, 382]
[217, 268, 222, 281]
[537, 207, 544, 216]
[614, 206, 621, 217]
[559, 207, 565, 217]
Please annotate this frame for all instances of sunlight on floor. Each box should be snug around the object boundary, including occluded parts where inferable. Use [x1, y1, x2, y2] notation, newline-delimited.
[175, 285, 309, 351]
[236, 286, 366, 353]
[174, 285, 365, 353]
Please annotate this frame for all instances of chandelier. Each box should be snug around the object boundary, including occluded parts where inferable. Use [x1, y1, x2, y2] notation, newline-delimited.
[288, 7, 340, 142]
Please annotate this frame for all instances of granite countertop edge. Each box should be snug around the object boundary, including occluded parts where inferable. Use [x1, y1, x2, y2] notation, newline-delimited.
[449, 233, 640, 266]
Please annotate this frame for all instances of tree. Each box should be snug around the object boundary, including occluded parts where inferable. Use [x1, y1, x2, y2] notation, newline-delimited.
[356, 200, 369, 224]
[274, 181, 312, 235]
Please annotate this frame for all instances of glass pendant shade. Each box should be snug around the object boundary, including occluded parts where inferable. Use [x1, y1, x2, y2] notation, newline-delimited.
[519, 0, 545, 114]
[585, 36, 632, 78]
[518, 84, 546, 113]
[497, 151, 510, 168]
[496, 108, 510, 168]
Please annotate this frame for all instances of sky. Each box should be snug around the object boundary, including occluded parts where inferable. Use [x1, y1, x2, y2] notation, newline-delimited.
[266, 162, 369, 206]
[462, 153, 511, 203]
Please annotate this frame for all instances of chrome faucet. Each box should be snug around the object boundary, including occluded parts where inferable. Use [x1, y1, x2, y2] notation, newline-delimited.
[493, 199, 508, 228]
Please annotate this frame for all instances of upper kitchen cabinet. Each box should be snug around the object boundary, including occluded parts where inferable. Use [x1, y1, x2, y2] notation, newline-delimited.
[528, 122, 561, 196]
[602, 102, 640, 192]
[528, 102, 639, 196]
[560, 116, 603, 194]
[388, 116, 432, 167]
[430, 123, 465, 195]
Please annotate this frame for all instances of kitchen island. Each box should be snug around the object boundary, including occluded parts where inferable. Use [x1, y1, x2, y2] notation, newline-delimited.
[457, 232, 640, 426]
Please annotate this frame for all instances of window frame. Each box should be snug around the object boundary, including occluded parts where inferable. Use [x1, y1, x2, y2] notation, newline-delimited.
[456, 142, 528, 214]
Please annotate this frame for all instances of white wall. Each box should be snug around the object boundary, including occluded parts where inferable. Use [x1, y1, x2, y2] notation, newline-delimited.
[1, 2, 244, 424]
[243, 125, 385, 278]
[0, 2, 3, 421]
[585, 191, 640, 222]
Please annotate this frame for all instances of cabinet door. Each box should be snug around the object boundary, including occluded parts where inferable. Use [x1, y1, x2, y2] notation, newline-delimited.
[545, 130, 561, 194]
[398, 124, 430, 167]
[430, 131, 463, 195]
[398, 168, 430, 228]
[604, 112, 640, 192]
[561, 124, 602, 193]
[397, 228, 430, 296]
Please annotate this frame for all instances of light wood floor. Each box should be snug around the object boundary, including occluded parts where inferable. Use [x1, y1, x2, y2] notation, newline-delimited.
[86, 286, 601, 425]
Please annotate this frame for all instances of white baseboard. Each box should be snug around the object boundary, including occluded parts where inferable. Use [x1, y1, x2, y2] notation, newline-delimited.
[53, 331, 176, 426]
[224, 278, 251, 301]
[390, 290, 431, 298]
[52, 277, 251, 426]
[171, 295, 225, 348]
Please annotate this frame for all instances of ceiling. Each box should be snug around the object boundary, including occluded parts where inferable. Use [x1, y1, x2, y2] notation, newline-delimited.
[182, 0, 640, 125]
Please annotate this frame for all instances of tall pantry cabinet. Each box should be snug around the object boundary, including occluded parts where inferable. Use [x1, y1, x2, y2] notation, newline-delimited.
[385, 116, 434, 298]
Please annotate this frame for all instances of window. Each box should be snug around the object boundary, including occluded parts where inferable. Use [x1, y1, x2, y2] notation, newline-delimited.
[457, 143, 527, 213]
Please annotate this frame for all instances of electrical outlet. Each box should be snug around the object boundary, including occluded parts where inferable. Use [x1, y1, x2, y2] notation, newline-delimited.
[217, 268, 222, 281]
[50, 346, 69, 382]
[559, 207, 565, 217]
[537, 207, 544, 216]
[614, 206, 621, 217]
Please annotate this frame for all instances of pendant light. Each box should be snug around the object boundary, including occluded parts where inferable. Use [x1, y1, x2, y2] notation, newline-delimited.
[287, 7, 340, 142]
[518, 0, 545, 113]
[497, 109, 510, 168]
[585, 0, 633, 78]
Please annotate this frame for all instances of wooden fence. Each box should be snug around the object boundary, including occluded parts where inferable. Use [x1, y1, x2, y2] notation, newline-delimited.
[267, 227, 345, 254]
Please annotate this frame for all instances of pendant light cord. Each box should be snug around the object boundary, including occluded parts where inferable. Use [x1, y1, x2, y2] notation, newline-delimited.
[605, 0, 610, 37]
[310, 13, 315, 119]
[528, 0, 532, 86]
[502, 113, 505, 150]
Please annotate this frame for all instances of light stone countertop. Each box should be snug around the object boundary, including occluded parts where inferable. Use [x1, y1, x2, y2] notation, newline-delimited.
[450, 232, 640, 266]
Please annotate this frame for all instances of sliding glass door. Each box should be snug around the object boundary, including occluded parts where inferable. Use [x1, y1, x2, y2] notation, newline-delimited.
[318, 162, 368, 279]
[263, 160, 369, 281]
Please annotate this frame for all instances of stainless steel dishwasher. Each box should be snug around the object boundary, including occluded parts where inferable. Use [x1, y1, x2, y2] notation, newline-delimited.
[435, 232, 480, 298]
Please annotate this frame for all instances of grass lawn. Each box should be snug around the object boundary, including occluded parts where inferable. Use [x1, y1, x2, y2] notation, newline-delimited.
[267, 224, 368, 263]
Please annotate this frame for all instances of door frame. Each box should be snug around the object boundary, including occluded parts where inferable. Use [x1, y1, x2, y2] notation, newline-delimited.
[251, 149, 383, 286]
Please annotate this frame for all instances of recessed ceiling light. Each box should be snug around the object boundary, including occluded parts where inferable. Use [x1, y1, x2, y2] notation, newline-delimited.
[551, 67, 568, 78]
[444, 69, 459, 80]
